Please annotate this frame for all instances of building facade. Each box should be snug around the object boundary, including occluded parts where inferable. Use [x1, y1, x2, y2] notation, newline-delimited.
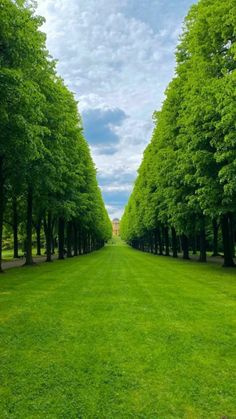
[112, 218, 120, 236]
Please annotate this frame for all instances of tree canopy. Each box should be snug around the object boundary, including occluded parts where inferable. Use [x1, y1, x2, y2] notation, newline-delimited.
[121, 0, 236, 267]
[0, 0, 111, 271]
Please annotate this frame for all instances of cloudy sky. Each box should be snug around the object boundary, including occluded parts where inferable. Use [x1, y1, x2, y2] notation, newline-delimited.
[36, 0, 195, 220]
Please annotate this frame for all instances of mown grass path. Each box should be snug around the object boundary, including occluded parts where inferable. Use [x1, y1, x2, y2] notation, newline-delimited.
[0, 240, 236, 418]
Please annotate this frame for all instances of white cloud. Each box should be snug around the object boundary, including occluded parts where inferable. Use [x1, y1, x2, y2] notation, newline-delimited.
[36, 0, 195, 218]
[101, 184, 133, 193]
[105, 205, 123, 220]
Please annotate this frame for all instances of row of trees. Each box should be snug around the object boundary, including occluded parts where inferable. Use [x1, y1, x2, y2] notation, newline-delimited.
[121, 0, 236, 267]
[0, 0, 112, 272]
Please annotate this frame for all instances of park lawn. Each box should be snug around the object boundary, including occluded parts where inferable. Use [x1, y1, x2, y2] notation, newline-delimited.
[0, 240, 236, 418]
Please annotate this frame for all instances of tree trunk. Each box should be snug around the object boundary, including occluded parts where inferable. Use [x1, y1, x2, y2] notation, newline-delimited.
[78, 226, 82, 255]
[229, 213, 235, 258]
[181, 234, 189, 260]
[171, 227, 178, 258]
[178, 236, 182, 253]
[154, 229, 158, 254]
[51, 237, 55, 255]
[149, 231, 153, 253]
[73, 222, 78, 256]
[192, 234, 197, 255]
[93, 238, 97, 251]
[0, 157, 4, 272]
[67, 221, 73, 257]
[58, 217, 65, 260]
[157, 227, 163, 255]
[51, 218, 56, 255]
[88, 234, 91, 253]
[164, 226, 170, 256]
[141, 239, 144, 252]
[13, 197, 19, 259]
[199, 217, 207, 262]
[212, 219, 219, 257]
[36, 218, 42, 256]
[221, 214, 235, 267]
[44, 211, 52, 262]
[83, 234, 87, 254]
[25, 186, 34, 266]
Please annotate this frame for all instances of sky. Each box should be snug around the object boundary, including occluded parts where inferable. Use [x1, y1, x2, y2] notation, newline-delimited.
[36, 0, 196, 220]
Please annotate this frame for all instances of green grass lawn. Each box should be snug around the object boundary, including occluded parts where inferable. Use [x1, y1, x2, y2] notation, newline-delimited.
[0, 240, 236, 418]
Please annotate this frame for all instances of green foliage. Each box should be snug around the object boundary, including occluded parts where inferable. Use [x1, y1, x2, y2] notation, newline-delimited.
[121, 0, 236, 267]
[0, 0, 111, 270]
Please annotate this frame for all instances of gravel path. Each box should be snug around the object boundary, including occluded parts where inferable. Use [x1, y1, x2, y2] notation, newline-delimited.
[2, 250, 233, 271]
[2, 255, 58, 271]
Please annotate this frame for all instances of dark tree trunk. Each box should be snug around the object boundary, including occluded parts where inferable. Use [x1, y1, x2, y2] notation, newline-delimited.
[78, 226, 82, 255]
[212, 219, 219, 257]
[178, 236, 182, 253]
[36, 218, 42, 256]
[171, 227, 178, 258]
[44, 211, 52, 262]
[88, 234, 91, 253]
[142, 239, 145, 252]
[199, 217, 207, 262]
[73, 222, 78, 256]
[93, 238, 97, 251]
[221, 214, 235, 267]
[154, 229, 158, 254]
[67, 221, 73, 257]
[157, 227, 163, 255]
[192, 234, 197, 255]
[13, 197, 19, 259]
[149, 231, 153, 253]
[51, 237, 55, 255]
[229, 213, 235, 258]
[58, 217, 65, 260]
[88, 233, 91, 253]
[86, 233, 89, 253]
[164, 226, 170, 256]
[181, 234, 189, 260]
[25, 186, 34, 266]
[143, 236, 146, 252]
[83, 233, 87, 254]
[0, 157, 4, 272]
[51, 218, 56, 255]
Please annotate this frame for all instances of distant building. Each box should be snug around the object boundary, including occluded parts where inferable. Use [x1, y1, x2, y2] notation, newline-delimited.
[112, 218, 120, 236]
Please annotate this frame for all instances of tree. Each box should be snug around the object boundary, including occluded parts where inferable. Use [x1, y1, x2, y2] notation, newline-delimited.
[0, 1, 111, 271]
[121, 0, 236, 268]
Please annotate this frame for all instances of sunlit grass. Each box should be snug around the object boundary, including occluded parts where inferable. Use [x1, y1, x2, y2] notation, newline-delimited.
[2, 248, 44, 262]
[0, 243, 235, 417]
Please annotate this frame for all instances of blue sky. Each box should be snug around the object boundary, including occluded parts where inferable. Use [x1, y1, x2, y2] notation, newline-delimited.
[37, 0, 196, 219]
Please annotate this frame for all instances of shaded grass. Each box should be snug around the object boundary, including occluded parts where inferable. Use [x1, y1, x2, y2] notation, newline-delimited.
[2, 248, 39, 262]
[0, 241, 236, 418]
[2, 249, 23, 262]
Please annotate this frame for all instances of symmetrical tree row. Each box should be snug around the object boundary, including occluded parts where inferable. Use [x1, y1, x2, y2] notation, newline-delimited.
[121, 0, 236, 267]
[0, 0, 112, 271]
